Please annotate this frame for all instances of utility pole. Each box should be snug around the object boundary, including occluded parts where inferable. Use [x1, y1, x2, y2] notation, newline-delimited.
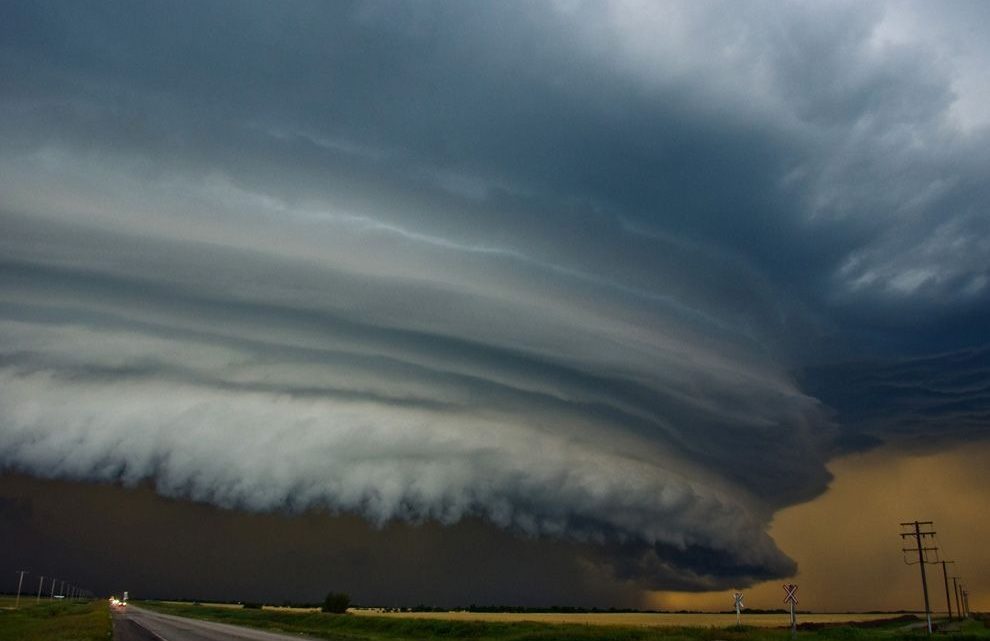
[940, 561, 955, 619]
[36, 575, 44, 603]
[952, 577, 962, 619]
[15, 570, 28, 608]
[900, 521, 937, 635]
[50, 577, 56, 598]
[962, 590, 969, 618]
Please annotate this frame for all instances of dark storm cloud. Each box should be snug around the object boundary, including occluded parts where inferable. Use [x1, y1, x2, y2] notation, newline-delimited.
[804, 346, 990, 452]
[1, 0, 988, 596]
[0, 473, 646, 607]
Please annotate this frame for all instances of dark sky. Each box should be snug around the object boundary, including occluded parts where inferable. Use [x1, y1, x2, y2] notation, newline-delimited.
[0, 473, 645, 606]
[1, 0, 988, 607]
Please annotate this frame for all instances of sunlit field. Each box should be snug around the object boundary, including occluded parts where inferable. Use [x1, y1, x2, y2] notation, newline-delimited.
[138, 601, 990, 641]
[159, 599, 248, 609]
[350, 610, 909, 628]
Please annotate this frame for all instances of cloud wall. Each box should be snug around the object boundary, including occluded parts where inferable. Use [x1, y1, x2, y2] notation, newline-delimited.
[1, 0, 988, 591]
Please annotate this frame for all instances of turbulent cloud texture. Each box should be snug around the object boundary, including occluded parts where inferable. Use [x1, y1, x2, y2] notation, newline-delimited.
[1, 0, 988, 592]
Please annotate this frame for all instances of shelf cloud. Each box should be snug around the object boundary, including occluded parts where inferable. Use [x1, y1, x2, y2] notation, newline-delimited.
[1, 0, 988, 594]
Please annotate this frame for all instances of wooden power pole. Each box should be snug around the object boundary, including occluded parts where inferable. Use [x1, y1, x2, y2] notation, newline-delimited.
[901, 521, 937, 635]
[940, 561, 955, 619]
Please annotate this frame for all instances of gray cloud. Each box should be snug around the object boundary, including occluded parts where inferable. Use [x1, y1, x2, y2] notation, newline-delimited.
[803, 346, 990, 453]
[1, 0, 988, 596]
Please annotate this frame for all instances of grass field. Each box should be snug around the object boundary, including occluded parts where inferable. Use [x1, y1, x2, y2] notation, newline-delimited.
[0, 598, 110, 641]
[139, 601, 990, 641]
[349, 610, 911, 628]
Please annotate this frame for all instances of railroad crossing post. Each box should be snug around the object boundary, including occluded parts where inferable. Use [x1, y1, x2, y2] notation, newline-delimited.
[783, 584, 798, 638]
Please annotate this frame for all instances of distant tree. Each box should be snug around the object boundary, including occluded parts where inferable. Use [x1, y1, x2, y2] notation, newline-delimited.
[322, 591, 350, 614]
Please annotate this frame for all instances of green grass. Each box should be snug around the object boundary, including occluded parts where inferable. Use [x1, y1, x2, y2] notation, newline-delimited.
[136, 601, 990, 641]
[0, 599, 111, 641]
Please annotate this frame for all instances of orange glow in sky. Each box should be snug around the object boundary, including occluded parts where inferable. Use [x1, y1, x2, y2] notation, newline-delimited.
[648, 440, 990, 613]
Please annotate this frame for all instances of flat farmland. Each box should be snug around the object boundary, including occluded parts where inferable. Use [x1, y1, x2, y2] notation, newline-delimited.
[140, 602, 989, 641]
[351, 610, 907, 628]
[0, 598, 110, 641]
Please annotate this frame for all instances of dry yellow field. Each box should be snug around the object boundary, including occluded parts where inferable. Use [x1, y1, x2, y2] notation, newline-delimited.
[350, 610, 909, 628]
[160, 600, 246, 609]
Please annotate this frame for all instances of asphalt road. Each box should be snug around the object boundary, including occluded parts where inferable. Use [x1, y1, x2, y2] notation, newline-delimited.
[111, 605, 322, 641]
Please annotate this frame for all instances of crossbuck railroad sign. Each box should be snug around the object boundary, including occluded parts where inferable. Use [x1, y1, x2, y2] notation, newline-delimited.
[733, 592, 744, 609]
[783, 584, 799, 605]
